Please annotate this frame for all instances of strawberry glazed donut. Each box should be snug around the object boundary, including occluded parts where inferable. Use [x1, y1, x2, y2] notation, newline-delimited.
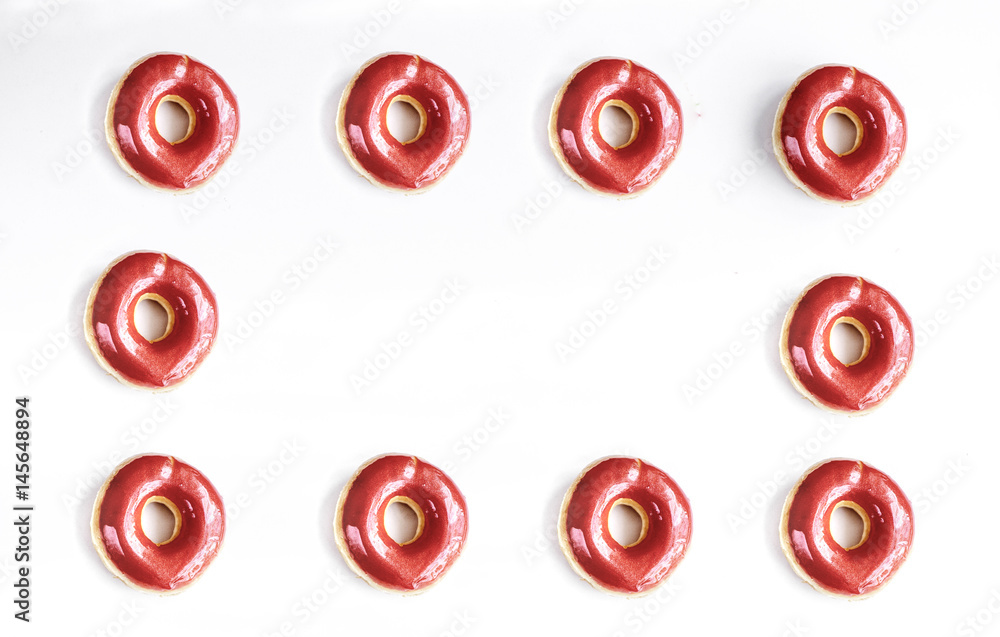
[84, 251, 219, 390]
[780, 459, 914, 598]
[106, 53, 240, 192]
[549, 58, 683, 197]
[773, 64, 906, 204]
[92, 454, 226, 594]
[780, 275, 914, 415]
[559, 457, 691, 596]
[337, 53, 471, 192]
[334, 454, 468, 594]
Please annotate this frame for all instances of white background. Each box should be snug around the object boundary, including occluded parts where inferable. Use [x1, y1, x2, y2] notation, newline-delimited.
[2, 0, 998, 635]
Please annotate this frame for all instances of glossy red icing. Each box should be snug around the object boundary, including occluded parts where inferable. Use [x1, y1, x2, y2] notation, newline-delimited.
[338, 53, 470, 191]
[336, 455, 468, 592]
[551, 58, 682, 196]
[560, 457, 691, 595]
[93, 454, 225, 593]
[781, 275, 913, 414]
[781, 459, 913, 597]
[107, 53, 240, 191]
[774, 65, 906, 203]
[85, 252, 218, 390]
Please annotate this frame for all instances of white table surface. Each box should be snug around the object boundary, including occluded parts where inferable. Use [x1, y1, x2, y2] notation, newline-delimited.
[2, 0, 998, 635]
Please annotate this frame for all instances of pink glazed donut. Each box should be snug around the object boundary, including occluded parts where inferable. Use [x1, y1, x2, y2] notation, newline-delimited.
[92, 454, 226, 594]
[84, 251, 218, 390]
[559, 456, 692, 596]
[106, 53, 240, 191]
[549, 58, 683, 197]
[780, 458, 914, 598]
[773, 64, 906, 204]
[335, 454, 469, 593]
[337, 53, 471, 192]
[780, 275, 914, 414]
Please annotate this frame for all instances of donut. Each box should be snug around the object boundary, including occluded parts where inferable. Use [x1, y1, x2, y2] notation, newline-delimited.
[334, 454, 468, 593]
[558, 456, 691, 596]
[780, 275, 914, 414]
[84, 251, 219, 390]
[549, 58, 683, 197]
[773, 64, 906, 204]
[106, 52, 240, 192]
[91, 454, 225, 594]
[780, 458, 914, 598]
[337, 53, 471, 192]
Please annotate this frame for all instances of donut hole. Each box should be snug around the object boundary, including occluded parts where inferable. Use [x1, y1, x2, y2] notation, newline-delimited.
[608, 498, 649, 548]
[134, 294, 175, 343]
[598, 100, 639, 150]
[386, 95, 427, 145]
[830, 317, 871, 367]
[155, 95, 196, 145]
[141, 497, 182, 546]
[823, 107, 863, 157]
[384, 496, 425, 546]
[831, 501, 871, 551]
